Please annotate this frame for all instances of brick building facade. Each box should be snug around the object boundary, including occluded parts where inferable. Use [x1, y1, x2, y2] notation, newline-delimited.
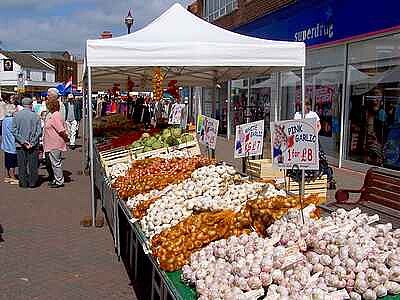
[188, 0, 295, 29]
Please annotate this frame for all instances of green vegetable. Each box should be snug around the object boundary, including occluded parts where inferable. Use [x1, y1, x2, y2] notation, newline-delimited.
[131, 141, 143, 149]
[143, 146, 153, 152]
[166, 136, 179, 147]
[172, 127, 182, 138]
[180, 134, 194, 143]
[151, 141, 162, 150]
[144, 138, 154, 147]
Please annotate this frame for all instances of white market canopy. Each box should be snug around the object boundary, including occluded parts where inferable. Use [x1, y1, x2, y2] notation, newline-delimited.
[84, 3, 306, 226]
[86, 3, 305, 90]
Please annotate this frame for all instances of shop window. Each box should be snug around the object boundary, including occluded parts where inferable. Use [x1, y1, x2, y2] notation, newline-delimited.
[42, 72, 46, 81]
[26, 69, 31, 80]
[347, 33, 400, 170]
[281, 45, 345, 161]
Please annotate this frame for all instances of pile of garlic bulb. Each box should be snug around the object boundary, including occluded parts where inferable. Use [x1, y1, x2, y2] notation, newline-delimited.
[126, 188, 166, 214]
[185, 182, 265, 212]
[140, 165, 238, 239]
[140, 165, 286, 239]
[183, 207, 400, 300]
[108, 162, 130, 182]
[155, 149, 194, 160]
[182, 231, 303, 300]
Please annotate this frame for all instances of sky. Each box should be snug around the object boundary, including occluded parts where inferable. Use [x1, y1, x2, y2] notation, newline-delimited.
[0, 0, 193, 57]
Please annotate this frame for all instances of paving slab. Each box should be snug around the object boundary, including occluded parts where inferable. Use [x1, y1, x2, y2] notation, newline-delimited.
[0, 140, 136, 300]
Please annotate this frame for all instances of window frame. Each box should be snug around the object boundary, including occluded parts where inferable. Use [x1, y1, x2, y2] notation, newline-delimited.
[204, 0, 238, 22]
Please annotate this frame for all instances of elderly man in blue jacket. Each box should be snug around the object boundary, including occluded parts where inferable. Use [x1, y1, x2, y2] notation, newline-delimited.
[12, 97, 42, 188]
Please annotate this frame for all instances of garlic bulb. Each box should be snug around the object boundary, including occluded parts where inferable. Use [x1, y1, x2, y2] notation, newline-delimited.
[385, 281, 400, 294]
[109, 162, 130, 181]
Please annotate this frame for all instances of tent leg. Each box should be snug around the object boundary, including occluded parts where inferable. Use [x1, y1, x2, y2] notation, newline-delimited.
[227, 81, 231, 140]
[300, 67, 306, 223]
[88, 66, 96, 227]
[82, 88, 86, 174]
[246, 77, 251, 123]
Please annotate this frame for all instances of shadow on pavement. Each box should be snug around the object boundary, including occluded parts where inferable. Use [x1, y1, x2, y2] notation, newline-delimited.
[0, 224, 4, 242]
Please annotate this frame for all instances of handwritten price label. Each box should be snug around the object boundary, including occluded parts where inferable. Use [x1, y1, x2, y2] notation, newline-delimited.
[271, 118, 319, 170]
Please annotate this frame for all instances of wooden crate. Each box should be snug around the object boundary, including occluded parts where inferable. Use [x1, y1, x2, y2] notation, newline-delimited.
[100, 149, 131, 169]
[246, 159, 284, 179]
[285, 175, 328, 201]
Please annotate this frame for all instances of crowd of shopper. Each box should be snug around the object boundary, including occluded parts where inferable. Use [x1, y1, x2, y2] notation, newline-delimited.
[0, 89, 82, 189]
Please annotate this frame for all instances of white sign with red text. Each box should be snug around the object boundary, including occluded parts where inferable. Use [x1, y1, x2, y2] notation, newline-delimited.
[271, 118, 319, 170]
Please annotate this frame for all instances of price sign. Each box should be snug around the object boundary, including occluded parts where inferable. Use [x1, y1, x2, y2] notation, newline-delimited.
[234, 120, 264, 158]
[168, 103, 185, 125]
[196, 114, 219, 150]
[270, 118, 319, 170]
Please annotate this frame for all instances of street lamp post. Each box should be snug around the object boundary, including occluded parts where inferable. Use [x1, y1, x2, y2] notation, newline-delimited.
[124, 9, 134, 34]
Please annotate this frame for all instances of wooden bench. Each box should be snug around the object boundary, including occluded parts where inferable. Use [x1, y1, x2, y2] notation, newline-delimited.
[322, 167, 400, 228]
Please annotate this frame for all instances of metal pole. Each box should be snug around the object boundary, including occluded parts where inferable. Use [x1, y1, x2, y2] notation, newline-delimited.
[227, 80, 231, 140]
[300, 67, 306, 224]
[188, 86, 192, 123]
[275, 73, 280, 122]
[339, 44, 349, 169]
[88, 67, 96, 226]
[246, 77, 251, 123]
[82, 88, 86, 174]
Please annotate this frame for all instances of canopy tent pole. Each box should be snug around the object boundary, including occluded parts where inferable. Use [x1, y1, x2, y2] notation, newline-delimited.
[188, 86, 192, 123]
[246, 77, 251, 123]
[81, 87, 86, 174]
[300, 66, 306, 224]
[88, 66, 96, 226]
[227, 81, 231, 140]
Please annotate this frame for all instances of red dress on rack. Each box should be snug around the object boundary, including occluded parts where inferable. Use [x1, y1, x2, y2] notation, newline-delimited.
[111, 101, 117, 114]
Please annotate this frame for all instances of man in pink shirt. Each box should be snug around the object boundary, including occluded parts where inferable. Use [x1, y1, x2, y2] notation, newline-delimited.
[43, 98, 69, 188]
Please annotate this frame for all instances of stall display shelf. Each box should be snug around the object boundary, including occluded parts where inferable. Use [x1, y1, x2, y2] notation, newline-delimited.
[96, 160, 400, 300]
[117, 199, 197, 300]
[98, 133, 201, 178]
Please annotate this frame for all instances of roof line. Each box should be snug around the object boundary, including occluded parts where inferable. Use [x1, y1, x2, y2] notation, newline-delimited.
[31, 54, 55, 71]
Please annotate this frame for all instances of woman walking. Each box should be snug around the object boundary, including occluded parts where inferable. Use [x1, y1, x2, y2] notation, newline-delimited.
[1, 104, 18, 184]
[43, 99, 69, 188]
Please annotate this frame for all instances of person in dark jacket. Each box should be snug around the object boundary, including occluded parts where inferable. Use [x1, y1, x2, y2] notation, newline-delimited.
[12, 98, 42, 188]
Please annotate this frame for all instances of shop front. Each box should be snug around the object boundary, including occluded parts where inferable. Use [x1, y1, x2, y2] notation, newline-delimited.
[232, 0, 400, 171]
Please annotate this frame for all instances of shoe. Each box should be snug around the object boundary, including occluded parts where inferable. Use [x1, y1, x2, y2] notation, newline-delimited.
[49, 183, 64, 188]
[70, 145, 76, 150]
[4, 177, 11, 183]
[9, 179, 19, 185]
[47, 181, 55, 187]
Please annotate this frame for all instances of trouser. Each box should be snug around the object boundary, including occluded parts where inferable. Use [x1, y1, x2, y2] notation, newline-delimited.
[48, 150, 64, 185]
[76, 121, 80, 137]
[16, 147, 39, 188]
[66, 120, 78, 146]
[44, 152, 54, 182]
